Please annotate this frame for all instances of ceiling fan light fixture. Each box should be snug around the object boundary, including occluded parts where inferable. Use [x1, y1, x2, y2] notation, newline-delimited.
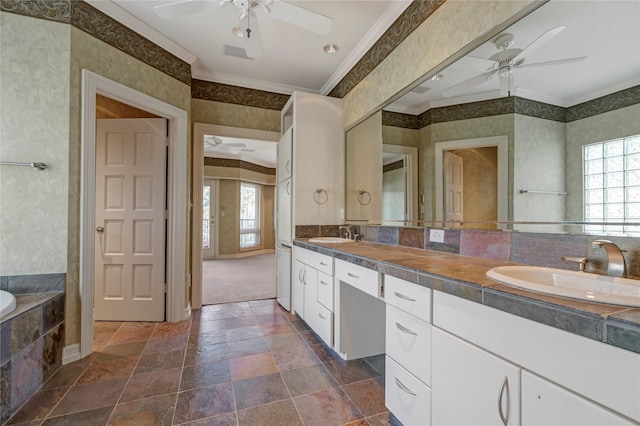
[232, 26, 243, 38]
[323, 43, 338, 54]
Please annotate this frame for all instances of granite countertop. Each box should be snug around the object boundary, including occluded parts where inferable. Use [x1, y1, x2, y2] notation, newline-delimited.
[293, 239, 640, 355]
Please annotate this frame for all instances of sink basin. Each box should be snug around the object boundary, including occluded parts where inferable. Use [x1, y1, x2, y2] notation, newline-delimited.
[308, 237, 353, 244]
[487, 266, 640, 307]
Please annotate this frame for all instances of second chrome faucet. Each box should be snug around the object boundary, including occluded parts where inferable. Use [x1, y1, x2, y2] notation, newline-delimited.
[562, 240, 627, 278]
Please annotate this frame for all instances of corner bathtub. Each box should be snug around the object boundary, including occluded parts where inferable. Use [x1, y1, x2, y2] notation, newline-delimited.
[0, 289, 17, 317]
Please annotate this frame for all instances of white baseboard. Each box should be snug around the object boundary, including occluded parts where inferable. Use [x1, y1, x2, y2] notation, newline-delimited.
[62, 344, 81, 365]
[213, 248, 275, 260]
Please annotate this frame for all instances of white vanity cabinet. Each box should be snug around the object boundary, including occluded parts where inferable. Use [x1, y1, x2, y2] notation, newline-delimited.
[432, 327, 521, 425]
[433, 290, 640, 424]
[384, 276, 432, 426]
[292, 246, 334, 346]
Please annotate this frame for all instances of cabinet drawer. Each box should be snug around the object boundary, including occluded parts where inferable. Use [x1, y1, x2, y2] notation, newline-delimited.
[310, 302, 333, 347]
[295, 247, 333, 275]
[386, 304, 431, 386]
[385, 275, 431, 322]
[317, 271, 333, 311]
[386, 356, 431, 426]
[335, 259, 380, 298]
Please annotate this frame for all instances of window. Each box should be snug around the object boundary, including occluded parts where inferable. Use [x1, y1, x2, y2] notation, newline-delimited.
[240, 182, 261, 248]
[584, 135, 640, 236]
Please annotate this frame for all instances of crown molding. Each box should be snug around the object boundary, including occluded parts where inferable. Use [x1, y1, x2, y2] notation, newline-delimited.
[192, 64, 314, 95]
[319, 0, 412, 96]
[85, 0, 198, 65]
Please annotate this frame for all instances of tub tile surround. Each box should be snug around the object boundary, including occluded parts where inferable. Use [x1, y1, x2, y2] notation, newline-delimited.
[295, 229, 640, 355]
[0, 273, 65, 424]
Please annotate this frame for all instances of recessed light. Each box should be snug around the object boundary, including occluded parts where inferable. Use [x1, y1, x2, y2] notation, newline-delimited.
[431, 73, 444, 81]
[232, 27, 243, 38]
[323, 44, 338, 54]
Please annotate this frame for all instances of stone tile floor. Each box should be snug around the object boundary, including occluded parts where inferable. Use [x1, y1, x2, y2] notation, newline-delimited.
[5, 299, 400, 425]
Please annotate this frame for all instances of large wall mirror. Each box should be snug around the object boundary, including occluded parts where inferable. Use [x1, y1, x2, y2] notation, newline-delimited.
[345, 0, 640, 235]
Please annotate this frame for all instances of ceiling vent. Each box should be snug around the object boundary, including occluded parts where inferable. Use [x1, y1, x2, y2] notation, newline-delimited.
[411, 85, 430, 94]
[223, 45, 253, 60]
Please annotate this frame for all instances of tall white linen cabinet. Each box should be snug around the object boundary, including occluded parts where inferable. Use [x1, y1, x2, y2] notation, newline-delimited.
[276, 92, 343, 312]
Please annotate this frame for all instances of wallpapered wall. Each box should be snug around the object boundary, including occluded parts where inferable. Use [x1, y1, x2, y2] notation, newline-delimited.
[0, 13, 70, 277]
[342, 0, 533, 129]
[0, 9, 192, 346]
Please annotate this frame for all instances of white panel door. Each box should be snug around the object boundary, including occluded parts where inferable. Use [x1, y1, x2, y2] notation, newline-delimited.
[444, 151, 463, 224]
[95, 118, 167, 321]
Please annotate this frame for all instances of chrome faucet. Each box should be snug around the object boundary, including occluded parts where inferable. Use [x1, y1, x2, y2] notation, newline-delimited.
[592, 240, 627, 278]
[338, 225, 352, 240]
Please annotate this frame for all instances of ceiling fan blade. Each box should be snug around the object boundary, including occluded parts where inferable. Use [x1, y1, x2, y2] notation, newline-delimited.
[517, 56, 587, 69]
[153, 0, 216, 19]
[442, 71, 496, 98]
[268, 1, 332, 35]
[513, 26, 565, 62]
[239, 10, 264, 58]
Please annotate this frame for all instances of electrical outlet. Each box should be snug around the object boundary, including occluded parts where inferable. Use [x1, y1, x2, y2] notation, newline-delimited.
[430, 229, 445, 243]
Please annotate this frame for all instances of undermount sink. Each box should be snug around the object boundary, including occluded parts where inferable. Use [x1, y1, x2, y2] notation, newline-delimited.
[308, 237, 353, 244]
[487, 266, 640, 307]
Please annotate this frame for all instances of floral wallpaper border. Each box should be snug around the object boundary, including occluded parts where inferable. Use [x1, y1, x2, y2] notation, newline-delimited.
[1, 0, 192, 85]
[383, 86, 640, 130]
[328, 0, 446, 99]
[192, 79, 290, 111]
[204, 157, 276, 176]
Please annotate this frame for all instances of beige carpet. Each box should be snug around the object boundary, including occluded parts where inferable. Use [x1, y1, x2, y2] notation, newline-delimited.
[202, 253, 276, 305]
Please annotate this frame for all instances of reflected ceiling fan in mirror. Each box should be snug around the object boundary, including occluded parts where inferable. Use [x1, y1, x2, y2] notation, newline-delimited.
[442, 26, 587, 98]
[204, 135, 254, 154]
[154, 0, 332, 58]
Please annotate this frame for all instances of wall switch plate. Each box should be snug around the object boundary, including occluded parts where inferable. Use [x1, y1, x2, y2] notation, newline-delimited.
[430, 229, 445, 243]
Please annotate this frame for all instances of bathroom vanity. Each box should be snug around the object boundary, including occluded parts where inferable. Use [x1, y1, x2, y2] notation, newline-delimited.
[292, 239, 640, 425]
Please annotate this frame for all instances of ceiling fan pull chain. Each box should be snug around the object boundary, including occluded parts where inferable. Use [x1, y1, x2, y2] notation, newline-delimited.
[246, 7, 252, 38]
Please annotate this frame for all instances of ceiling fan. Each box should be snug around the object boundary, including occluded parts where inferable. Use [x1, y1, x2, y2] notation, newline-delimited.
[153, 0, 332, 58]
[204, 135, 254, 154]
[442, 26, 587, 98]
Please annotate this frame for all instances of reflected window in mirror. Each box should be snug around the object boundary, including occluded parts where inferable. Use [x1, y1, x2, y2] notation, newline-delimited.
[584, 134, 640, 236]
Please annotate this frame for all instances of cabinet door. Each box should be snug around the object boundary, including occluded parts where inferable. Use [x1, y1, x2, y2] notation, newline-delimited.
[277, 178, 292, 245]
[292, 260, 305, 318]
[277, 128, 293, 182]
[522, 371, 634, 426]
[303, 266, 318, 327]
[432, 328, 521, 426]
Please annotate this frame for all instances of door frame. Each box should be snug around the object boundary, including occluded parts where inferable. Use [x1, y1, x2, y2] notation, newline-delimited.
[202, 178, 219, 260]
[383, 144, 418, 223]
[192, 123, 279, 309]
[80, 70, 188, 359]
[434, 135, 508, 225]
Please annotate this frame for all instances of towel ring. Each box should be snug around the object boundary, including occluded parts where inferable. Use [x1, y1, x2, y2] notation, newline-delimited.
[314, 188, 328, 204]
[358, 189, 371, 206]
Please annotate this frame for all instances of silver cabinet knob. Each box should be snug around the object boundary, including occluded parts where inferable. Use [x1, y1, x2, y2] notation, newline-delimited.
[96, 226, 104, 233]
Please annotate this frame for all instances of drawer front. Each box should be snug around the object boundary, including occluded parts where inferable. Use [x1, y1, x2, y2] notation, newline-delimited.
[385, 275, 431, 322]
[317, 271, 333, 311]
[386, 304, 432, 386]
[310, 302, 333, 347]
[386, 356, 432, 426]
[335, 259, 379, 299]
[295, 247, 333, 275]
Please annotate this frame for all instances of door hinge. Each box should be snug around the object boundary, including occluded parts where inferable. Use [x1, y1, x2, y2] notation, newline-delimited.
[164, 210, 168, 220]
[164, 282, 168, 293]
